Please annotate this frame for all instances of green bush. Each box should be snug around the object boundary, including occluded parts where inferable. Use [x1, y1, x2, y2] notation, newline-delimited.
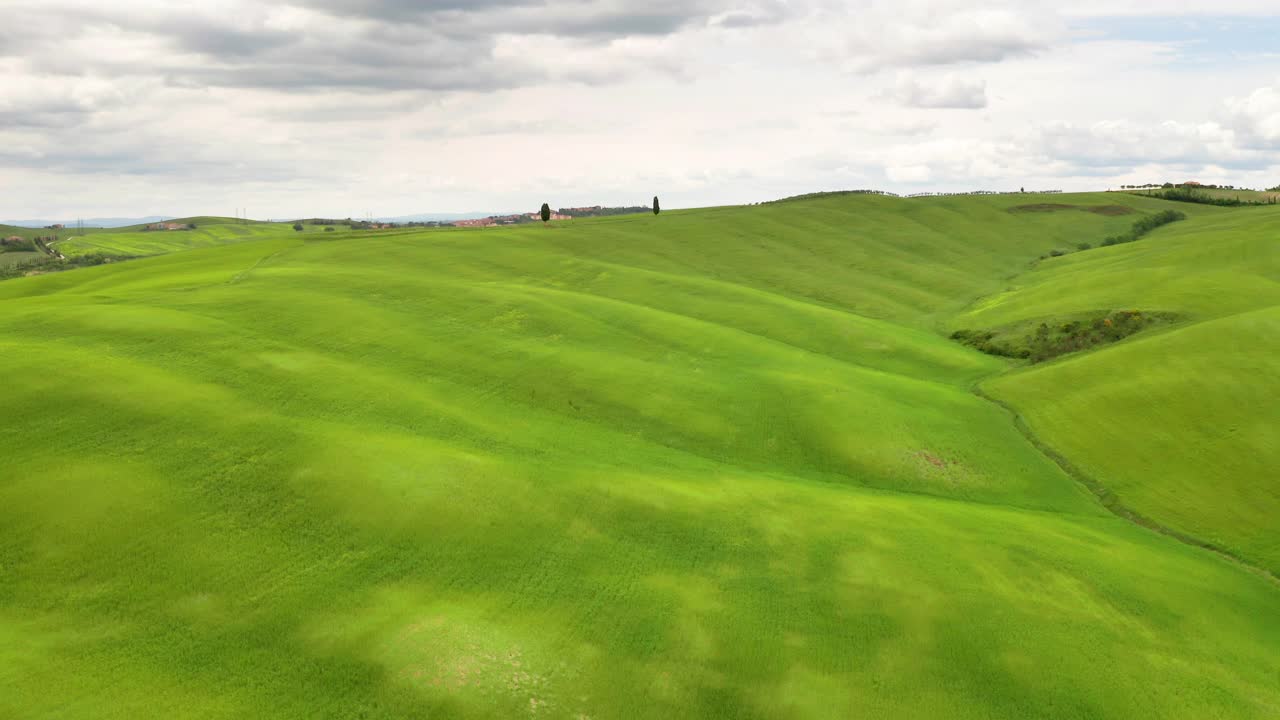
[1148, 187, 1267, 207]
[0, 239, 37, 253]
[953, 310, 1168, 364]
[1095, 210, 1185, 249]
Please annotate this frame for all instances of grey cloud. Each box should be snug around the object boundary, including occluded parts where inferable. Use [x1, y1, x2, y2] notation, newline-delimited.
[0, 111, 90, 130]
[169, 23, 298, 59]
[838, 6, 1057, 73]
[714, 13, 773, 29]
[711, 1, 795, 29]
[304, 0, 537, 21]
[890, 75, 988, 109]
[157, 31, 535, 93]
[0, 131, 320, 183]
[308, 0, 727, 36]
[7, 0, 773, 96]
[1033, 121, 1273, 172]
[887, 34, 1042, 67]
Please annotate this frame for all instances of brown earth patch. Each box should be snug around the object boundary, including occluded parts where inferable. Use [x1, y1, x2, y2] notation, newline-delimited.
[915, 451, 950, 469]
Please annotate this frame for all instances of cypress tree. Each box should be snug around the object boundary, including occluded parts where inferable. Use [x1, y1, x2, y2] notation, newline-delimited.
[653, 196, 661, 215]
[540, 203, 551, 223]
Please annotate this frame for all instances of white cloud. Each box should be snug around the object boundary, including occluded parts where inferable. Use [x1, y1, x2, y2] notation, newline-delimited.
[889, 73, 987, 109]
[886, 164, 933, 183]
[1058, 1, 1279, 17]
[2, 0, 1280, 218]
[826, 2, 1060, 72]
[1228, 82, 1280, 149]
[1034, 120, 1241, 170]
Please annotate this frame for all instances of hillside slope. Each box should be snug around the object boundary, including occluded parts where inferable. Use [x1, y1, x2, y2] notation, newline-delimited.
[1, 194, 1277, 719]
[968, 206, 1280, 574]
[50, 217, 334, 257]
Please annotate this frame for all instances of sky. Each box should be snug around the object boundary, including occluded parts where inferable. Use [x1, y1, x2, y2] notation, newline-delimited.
[2, 0, 1279, 219]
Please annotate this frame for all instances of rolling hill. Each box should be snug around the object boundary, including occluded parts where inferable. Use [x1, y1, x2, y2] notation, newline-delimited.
[0, 193, 1277, 719]
[960, 205, 1280, 574]
[49, 217, 335, 258]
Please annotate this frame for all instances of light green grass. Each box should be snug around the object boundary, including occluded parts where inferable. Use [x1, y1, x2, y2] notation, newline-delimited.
[1, 194, 1278, 719]
[50, 217, 337, 258]
[972, 207, 1280, 574]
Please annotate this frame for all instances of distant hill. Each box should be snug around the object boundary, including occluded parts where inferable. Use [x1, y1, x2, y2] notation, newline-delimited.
[1, 192, 1279, 718]
[0, 216, 175, 228]
[5, 212, 541, 227]
[371, 212, 518, 223]
[53, 216, 332, 258]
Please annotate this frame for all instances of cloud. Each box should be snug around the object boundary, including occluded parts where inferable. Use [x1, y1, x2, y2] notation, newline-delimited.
[1033, 120, 1255, 172]
[889, 74, 988, 109]
[5, 0, 784, 95]
[4, 0, 1280, 218]
[1058, 1, 1279, 18]
[886, 164, 933, 183]
[1228, 81, 1280, 149]
[830, 2, 1058, 72]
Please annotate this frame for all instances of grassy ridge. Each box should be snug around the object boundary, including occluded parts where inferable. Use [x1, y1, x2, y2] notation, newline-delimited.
[988, 308, 1280, 571]
[973, 207, 1280, 574]
[957, 207, 1280, 329]
[50, 217, 333, 257]
[2, 194, 1278, 718]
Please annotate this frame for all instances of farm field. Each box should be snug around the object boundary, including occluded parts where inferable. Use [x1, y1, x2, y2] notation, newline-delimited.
[50, 217, 336, 258]
[0, 252, 42, 268]
[1, 193, 1278, 719]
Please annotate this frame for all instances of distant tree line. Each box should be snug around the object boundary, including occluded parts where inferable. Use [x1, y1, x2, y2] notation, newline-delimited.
[555, 206, 651, 218]
[1101, 210, 1187, 247]
[1146, 187, 1277, 207]
[1121, 182, 1245, 190]
[1034, 209, 1187, 261]
[905, 190, 1063, 198]
[0, 236, 37, 253]
[1, 253, 136, 281]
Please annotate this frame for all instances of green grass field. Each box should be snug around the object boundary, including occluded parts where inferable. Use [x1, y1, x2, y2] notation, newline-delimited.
[1, 193, 1277, 719]
[48, 217, 336, 258]
[964, 206, 1280, 574]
